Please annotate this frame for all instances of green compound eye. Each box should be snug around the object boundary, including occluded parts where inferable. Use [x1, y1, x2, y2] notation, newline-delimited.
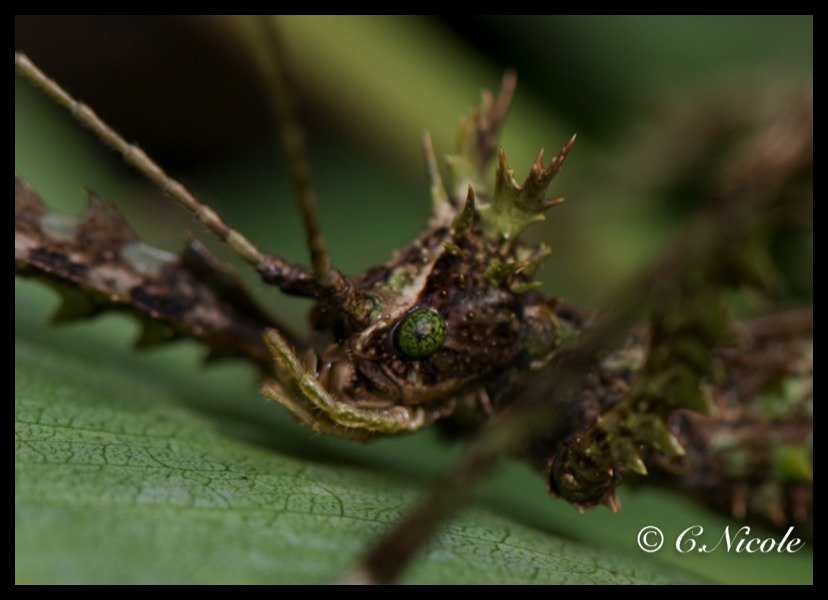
[395, 308, 447, 359]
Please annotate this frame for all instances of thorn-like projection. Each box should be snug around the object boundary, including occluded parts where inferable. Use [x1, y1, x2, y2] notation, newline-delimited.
[479, 135, 576, 241]
[473, 70, 517, 169]
[601, 494, 622, 513]
[522, 136, 576, 209]
[442, 72, 518, 208]
[622, 453, 649, 476]
[50, 286, 100, 323]
[643, 418, 686, 457]
[452, 185, 476, 233]
[423, 132, 450, 216]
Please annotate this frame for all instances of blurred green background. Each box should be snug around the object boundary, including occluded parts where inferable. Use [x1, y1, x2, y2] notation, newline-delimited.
[15, 16, 812, 583]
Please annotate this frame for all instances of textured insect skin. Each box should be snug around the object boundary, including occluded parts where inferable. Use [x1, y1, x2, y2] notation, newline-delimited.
[261, 131, 576, 439]
[16, 48, 584, 443]
[14, 35, 813, 583]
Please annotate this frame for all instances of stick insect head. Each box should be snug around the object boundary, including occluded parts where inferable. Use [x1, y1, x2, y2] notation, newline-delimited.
[261, 75, 576, 437]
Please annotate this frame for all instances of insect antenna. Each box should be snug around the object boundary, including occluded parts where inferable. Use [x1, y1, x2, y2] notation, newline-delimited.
[247, 18, 331, 281]
[242, 18, 372, 323]
[14, 50, 371, 323]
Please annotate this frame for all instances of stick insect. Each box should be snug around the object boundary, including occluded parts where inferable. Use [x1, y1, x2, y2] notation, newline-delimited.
[14, 16, 816, 584]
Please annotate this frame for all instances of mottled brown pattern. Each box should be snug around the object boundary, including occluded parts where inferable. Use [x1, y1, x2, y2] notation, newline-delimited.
[15, 175, 278, 366]
[15, 48, 813, 581]
[647, 311, 813, 533]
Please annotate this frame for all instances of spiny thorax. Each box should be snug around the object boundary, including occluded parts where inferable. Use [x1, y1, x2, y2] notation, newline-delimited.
[414, 86, 575, 365]
[324, 82, 575, 409]
[336, 76, 574, 341]
[427, 85, 574, 294]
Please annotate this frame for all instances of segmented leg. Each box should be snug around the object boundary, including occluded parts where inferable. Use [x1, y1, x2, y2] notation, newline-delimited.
[260, 329, 429, 437]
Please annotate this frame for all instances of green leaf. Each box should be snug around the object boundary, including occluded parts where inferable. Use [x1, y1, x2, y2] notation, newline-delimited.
[15, 282, 703, 584]
[16, 356, 673, 584]
[15, 283, 813, 583]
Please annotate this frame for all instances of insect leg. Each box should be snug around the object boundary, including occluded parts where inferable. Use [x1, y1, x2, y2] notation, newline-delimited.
[14, 52, 320, 299]
[16, 49, 374, 325]
[261, 329, 430, 435]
